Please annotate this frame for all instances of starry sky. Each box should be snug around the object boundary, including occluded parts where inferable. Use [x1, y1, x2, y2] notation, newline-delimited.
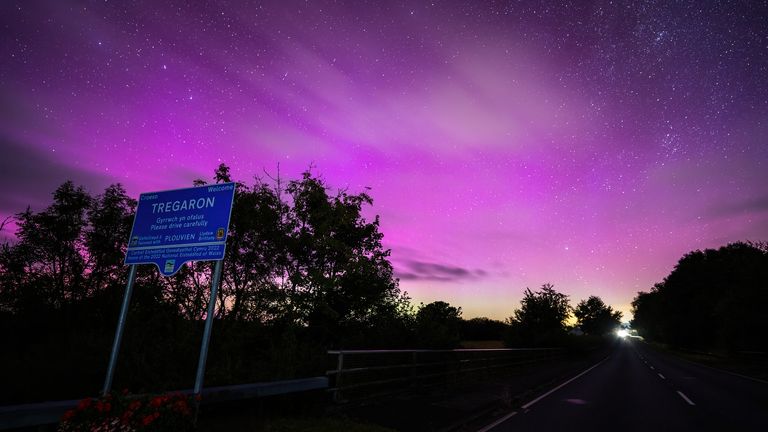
[2, 0, 767, 320]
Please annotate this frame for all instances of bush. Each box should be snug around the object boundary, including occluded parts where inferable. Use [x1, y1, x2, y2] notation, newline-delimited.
[58, 392, 195, 432]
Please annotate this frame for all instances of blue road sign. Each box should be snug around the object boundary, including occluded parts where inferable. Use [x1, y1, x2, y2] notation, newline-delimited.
[125, 183, 235, 276]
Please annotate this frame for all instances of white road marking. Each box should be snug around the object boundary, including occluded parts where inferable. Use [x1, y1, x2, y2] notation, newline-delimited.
[677, 390, 696, 406]
[476, 356, 610, 431]
[521, 357, 609, 410]
[476, 411, 517, 432]
[674, 356, 768, 385]
[658, 373, 665, 379]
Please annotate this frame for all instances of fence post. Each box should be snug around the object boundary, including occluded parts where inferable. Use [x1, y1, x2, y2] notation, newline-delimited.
[333, 351, 344, 403]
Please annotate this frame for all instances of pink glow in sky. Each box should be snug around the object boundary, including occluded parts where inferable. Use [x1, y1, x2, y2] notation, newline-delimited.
[2, 1, 767, 320]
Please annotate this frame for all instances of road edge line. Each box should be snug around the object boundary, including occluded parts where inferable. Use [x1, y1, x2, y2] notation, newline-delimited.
[475, 411, 518, 432]
[474, 356, 609, 432]
[520, 355, 609, 410]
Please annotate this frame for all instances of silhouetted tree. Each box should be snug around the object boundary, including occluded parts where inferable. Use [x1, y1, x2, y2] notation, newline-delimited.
[574, 296, 622, 336]
[631, 242, 768, 352]
[219, 179, 290, 323]
[630, 284, 665, 342]
[284, 171, 405, 346]
[415, 301, 462, 348]
[460, 317, 509, 341]
[505, 283, 571, 347]
[8, 181, 92, 308]
[85, 184, 136, 294]
[0, 233, 26, 313]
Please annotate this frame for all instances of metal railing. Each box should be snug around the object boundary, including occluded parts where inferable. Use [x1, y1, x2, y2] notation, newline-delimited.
[327, 348, 563, 402]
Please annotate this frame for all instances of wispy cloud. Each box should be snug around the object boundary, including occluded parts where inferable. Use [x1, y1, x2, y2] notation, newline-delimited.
[707, 196, 768, 219]
[395, 259, 488, 282]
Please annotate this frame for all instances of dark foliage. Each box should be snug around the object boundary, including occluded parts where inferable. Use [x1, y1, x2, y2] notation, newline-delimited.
[505, 283, 571, 347]
[574, 296, 622, 336]
[459, 317, 509, 341]
[0, 165, 632, 405]
[414, 301, 462, 348]
[631, 242, 768, 352]
[0, 166, 414, 404]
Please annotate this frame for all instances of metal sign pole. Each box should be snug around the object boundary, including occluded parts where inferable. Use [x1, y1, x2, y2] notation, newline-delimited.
[102, 265, 138, 396]
[193, 259, 224, 396]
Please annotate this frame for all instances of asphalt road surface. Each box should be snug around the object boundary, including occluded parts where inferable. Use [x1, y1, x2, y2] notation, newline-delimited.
[480, 338, 768, 432]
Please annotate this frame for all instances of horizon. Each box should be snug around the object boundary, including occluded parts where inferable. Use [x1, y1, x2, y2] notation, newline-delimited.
[2, 1, 768, 321]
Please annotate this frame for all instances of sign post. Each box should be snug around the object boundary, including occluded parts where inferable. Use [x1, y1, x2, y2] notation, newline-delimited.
[102, 265, 137, 396]
[103, 182, 235, 396]
[193, 259, 223, 395]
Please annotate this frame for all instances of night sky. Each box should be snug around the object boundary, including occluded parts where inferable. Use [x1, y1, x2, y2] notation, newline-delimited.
[2, 1, 767, 320]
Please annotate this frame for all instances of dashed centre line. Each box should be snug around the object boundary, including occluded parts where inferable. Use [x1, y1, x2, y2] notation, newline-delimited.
[638, 350, 697, 409]
[677, 390, 696, 406]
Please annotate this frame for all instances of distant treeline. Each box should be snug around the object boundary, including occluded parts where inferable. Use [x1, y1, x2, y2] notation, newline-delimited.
[0, 165, 620, 404]
[631, 242, 768, 353]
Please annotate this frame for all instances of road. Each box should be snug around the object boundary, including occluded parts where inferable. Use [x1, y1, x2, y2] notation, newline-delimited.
[481, 338, 768, 431]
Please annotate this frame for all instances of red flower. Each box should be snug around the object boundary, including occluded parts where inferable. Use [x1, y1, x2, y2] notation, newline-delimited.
[128, 400, 142, 411]
[149, 395, 165, 408]
[121, 410, 134, 424]
[141, 414, 156, 426]
[77, 397, 92, 411]
[61, 409, 76, 422]
[93, 400, 112, 413]
[174, 399, 191, 415]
